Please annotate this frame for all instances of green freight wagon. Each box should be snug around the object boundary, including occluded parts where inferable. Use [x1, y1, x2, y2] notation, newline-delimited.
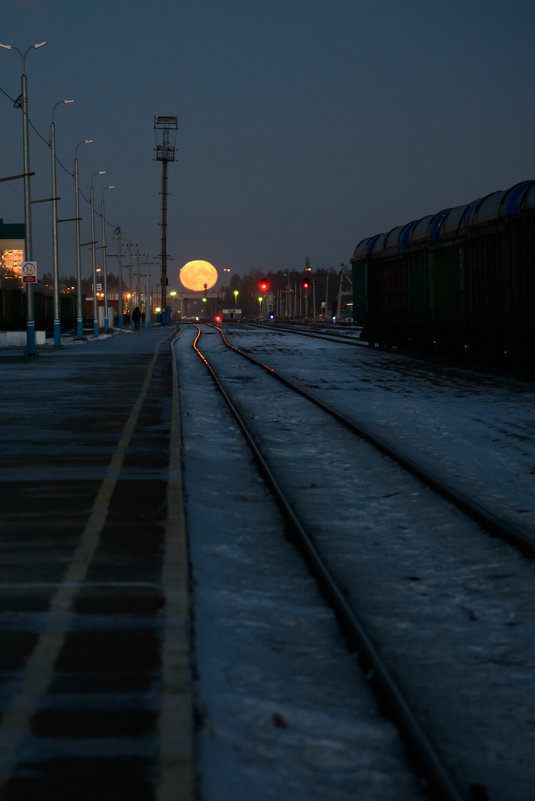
[350, 179, 535, 366]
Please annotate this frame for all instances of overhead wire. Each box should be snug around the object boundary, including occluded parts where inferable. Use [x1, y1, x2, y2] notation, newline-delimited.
[1, 84, 121, 233]
[0, 85, 17, 104]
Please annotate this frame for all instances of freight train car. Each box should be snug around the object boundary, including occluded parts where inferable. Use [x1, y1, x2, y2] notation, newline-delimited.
[351, 180, 535, 367]
[0, 289, 76, 335]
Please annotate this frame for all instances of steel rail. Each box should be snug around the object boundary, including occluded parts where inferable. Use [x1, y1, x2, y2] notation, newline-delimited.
[191, 323, 467, 801]
[247, 320, 368, 347]
[208, 323, 535, 557]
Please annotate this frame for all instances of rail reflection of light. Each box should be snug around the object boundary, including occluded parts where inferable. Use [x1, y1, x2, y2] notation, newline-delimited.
[207, 323, 275, 373]
[192, 324, 209, 367]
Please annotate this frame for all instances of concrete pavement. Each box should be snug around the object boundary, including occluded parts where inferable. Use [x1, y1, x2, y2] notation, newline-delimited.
[0, 326, 194, 800]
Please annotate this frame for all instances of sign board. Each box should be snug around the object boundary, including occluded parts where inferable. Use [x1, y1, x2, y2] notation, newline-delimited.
[22, 261, 37, 283]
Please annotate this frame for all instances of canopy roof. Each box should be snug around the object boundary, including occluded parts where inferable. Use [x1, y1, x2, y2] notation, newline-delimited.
[0, 219, 25, 243]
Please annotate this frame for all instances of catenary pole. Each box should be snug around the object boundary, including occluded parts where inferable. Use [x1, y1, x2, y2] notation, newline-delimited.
[101, 185, 115, 332]
[0, 41, 47, 355]
[90, 170, 106, 337]
[117, 231, 124, 329]
[50, 99, 74, 347]
[74, 139, 93, 339]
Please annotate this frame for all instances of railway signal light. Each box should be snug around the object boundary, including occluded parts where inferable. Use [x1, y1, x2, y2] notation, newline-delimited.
[259, 280, 269, 292]
[302, 281, 309, 290]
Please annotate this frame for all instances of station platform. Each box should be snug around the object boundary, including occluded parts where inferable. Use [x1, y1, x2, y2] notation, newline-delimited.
[0, 327, 194, 800]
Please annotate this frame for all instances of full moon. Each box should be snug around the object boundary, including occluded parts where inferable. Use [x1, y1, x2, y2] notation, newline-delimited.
[179, 260, 218, 292]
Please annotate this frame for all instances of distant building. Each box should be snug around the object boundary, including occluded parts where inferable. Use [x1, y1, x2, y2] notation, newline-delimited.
[221, 307, 242, 320]
[0, 219, 25, 287]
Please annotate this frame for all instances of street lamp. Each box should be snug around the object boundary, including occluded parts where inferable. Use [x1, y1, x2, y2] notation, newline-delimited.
[0, 40, 47, 355]
[234, 289, 238, 307]
[114, 229, 124, 331]
[90, 170, 106, 337]
[50, 98, 74, 347]
[101, 185, 115, 332]
[258, 296, 263, 319]
[145, 255, 152, 329]
[74, 138, 93, 339]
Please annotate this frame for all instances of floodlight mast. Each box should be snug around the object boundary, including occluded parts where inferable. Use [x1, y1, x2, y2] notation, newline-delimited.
[154, 114, 177, 325]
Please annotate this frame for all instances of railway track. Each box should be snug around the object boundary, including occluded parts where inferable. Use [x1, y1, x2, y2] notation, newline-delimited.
[247, 320, 368, 348]
[186, 322, 535, 801]
[210, 323, 535, 556]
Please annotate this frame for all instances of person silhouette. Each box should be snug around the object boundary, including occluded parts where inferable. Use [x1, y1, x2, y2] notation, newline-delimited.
[132, 307, 141, 330]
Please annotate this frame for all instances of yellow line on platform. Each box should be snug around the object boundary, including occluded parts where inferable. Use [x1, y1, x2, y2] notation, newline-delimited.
[158, 332, 196, 801]
[0, 339, 163, 791]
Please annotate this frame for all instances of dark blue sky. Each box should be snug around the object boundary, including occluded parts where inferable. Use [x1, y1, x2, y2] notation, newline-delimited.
[1, 0, 534, 290]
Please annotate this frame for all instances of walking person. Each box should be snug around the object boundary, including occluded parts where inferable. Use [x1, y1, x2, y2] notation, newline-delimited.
[132, 306, 141, 330]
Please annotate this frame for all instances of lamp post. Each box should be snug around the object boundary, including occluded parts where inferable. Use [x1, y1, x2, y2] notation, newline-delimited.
[135, 249, 141, 311]
[116, 230, 124, 330]
[74, 138, 93, 339]
[50, 99, 74, 347]
[144, 256, 152, 328]
[258, 296, 263, 319]
[90, 170, 106, 338]
[126, 239, 134, 316]
[100, 185, 115, 332]
[0, 40, 47, 355]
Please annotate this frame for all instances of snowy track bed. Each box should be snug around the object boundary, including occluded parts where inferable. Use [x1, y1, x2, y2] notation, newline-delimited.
[232, 324, 535, 535]
[177, 324, 535, 801]
[175, 329, 427, 801]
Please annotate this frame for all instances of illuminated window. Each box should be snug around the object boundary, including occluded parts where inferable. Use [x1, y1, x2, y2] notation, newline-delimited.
[0, 249, 24, 286]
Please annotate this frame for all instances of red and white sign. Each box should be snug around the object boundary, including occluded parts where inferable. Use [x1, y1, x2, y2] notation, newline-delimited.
[22, 261, 37, 283]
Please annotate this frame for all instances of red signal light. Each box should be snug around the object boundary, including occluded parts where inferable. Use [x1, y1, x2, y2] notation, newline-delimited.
[259, 281, 269, 292]
[303, 281, 309, 289]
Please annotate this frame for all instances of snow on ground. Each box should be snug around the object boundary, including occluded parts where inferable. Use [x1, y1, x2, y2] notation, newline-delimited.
[176, 324, 535, 800]
[229, 326, 535, 532]
[175, 328, 428, 801]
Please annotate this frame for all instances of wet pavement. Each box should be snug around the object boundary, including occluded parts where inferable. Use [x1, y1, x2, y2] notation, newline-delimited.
[0, 327, 193, 800]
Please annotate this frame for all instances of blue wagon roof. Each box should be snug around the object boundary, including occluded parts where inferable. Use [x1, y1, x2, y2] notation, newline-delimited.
[520, 182, 535, 211]
[409, 214, 435, 244]
[352, 235, 379, 259]
[351, 179, 535, 261]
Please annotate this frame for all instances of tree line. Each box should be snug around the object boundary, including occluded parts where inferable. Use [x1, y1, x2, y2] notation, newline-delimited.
[221, 266, 352, 317]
